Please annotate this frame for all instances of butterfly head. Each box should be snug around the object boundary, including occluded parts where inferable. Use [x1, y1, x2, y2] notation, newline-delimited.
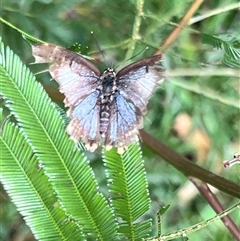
[99, 68, 117, 93]
[102, 68, 116, 80]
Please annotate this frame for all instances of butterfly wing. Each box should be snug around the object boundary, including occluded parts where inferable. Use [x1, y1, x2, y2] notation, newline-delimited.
[116, 54, 164, 114]
[66, 91, 101, 151]
[32, 43, 101, 106]
[32, 43, 101, 150]
[105, 93, 141, 153]
[105, 55, 164, 152]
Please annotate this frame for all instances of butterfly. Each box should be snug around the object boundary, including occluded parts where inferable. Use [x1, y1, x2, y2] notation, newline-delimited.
[32, 43, 164, 154]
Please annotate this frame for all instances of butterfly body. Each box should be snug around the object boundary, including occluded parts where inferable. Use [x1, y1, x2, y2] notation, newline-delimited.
[32, 43, 164, 154]
[98, 68, 118, 136]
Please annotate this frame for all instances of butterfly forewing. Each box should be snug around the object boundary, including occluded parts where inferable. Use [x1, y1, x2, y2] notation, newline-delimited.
[32, 43, 164, 153]
[32, 43, 102, 150]
[32, 44, 101, 107]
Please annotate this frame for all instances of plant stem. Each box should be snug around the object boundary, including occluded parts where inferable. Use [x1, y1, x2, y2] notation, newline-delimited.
[155, 0, 204, 54]
[190, 177, 240, 241]
[124, 0, 144, 61]
[140, 130, 240, 198]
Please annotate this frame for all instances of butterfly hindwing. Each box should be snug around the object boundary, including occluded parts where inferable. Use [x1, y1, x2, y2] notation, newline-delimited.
[66, 91, 101, 151]
[105, 93, 140, 153]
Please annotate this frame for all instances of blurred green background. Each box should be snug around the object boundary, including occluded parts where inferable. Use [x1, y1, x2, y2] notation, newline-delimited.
[0, 0, 239, 240]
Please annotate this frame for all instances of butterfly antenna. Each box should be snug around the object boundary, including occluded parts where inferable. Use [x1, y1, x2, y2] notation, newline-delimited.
[91, 31, 110, 67]
[114, 47, 149, 70]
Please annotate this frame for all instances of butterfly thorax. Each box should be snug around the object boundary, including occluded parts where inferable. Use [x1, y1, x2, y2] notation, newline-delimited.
[98, 68, 118, 136]
[99, 68, 117, 95]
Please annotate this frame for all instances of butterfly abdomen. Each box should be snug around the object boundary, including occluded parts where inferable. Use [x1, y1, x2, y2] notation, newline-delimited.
[99, 68, 118, 136]
[99, 103, 111, 136]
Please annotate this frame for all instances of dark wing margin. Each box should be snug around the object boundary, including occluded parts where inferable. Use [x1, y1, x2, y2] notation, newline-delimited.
[32, 43, 101, 151]
[116, 54, 164, 114]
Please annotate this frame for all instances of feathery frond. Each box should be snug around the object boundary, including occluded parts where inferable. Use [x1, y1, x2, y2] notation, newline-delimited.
[0, 39, 117, 240]
[0, 121, 82, 240]
[103, 143, 151, 240]
[202, 33, 240, 68]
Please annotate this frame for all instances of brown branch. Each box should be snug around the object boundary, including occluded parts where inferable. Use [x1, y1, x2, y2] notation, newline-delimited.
[190, 177, 240, 241]
[41, 83, 240, 199]
[155, 0, 204, 54]
[140, 130, 240, 198]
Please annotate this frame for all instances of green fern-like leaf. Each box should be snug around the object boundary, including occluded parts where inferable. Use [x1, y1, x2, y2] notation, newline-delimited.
[103, 143, 152, 240]
[201, 33, 240, 67]
[0, 39, 117, 240]
[0, 121, 83, 240]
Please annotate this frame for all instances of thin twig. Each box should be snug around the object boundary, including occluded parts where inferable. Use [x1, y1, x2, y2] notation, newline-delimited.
[149, 202, 240, 241]
[124, 0, 144, 61]
[165, 68, 240, 77]
[189, 2, 240, 25]
[190, 177, 240, 241]
[0, 17, 44, 44]
[168, 79, 239, 109]
[155, 0, 204, 54]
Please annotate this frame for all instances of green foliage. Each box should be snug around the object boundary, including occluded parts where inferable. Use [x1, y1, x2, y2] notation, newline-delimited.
[103, 144, 151, 240]
[0, 0, 239, 241]
[0, 39, 151, 240]
[0, 121, 82, 240]
[202, 33, 240, 67]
